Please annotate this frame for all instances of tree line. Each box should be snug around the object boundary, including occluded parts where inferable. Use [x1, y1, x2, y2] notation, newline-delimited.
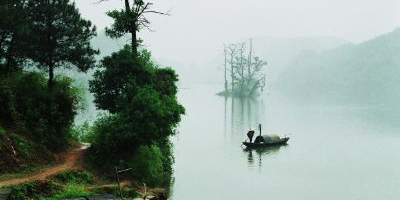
[1, 0, 184, 188]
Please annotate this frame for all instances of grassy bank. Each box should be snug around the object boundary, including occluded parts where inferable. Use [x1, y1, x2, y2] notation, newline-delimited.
[5, 170, 141, 200]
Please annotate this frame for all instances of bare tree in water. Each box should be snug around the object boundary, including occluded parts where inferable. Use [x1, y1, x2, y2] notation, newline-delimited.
[222, 39, 266, 97]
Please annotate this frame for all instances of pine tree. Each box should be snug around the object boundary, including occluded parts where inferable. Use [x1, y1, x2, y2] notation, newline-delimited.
[26, 0, 98, 88]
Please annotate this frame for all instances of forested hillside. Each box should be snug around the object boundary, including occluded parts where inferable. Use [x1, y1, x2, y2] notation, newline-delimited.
[275, 28, 400, 106]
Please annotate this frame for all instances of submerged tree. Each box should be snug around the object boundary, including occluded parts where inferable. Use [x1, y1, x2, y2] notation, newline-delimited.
[102, 0, 170, 55]
[221, 39, 267, 97]
[25, 0, 98, 88]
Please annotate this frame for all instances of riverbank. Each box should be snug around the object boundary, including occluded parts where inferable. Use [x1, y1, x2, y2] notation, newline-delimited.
[0, 144, 167, 200]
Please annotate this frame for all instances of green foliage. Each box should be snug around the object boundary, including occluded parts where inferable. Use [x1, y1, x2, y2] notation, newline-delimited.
[87, 114, 132, 165]
[7, 180, 92, 200]
[89, 0, 181, 188]
[91, 185, 139, 198]
[0, 72, 82, 151]
[90, 46, 154, 113]
[0, 81, 17, 121]
[104, 0, 165, 54]
[7, 171, 95, 200]
[51, 170, 94, 184]
[88, 47, 184, 186]
[0, 0, 29, 74]
[105, 9, 132, 39]
[70, 121, 93, 143]
[9, 133, 34, 159]
[0, 126, 5, 137]
[43, 183, 92, 200]
[127, 144, 164, 187]
[7, 181, 62, 200]
[0, 128, 54, 173]
[25, 0, 98, 87]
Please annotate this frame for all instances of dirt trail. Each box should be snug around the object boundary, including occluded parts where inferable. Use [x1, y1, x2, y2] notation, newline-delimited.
[0, 144, 89, 188]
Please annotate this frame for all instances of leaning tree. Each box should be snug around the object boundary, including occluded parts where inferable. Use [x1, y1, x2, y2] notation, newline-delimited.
[25, 0, 98, 89]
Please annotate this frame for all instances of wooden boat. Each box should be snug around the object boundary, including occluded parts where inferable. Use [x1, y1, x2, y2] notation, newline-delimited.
[242, 137, 289, 148]
[243, 124, 289, 148]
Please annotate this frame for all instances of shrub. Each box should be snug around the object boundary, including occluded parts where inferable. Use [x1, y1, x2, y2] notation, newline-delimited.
[7, 180, 92, 200]
[52, 170, 94, 184]
[44, 182, 92, 200]
[127, 144, 164, 187]
[0, 72, 82, 151]
[87, 114, 134, 169]
[7, 181, 62, 200]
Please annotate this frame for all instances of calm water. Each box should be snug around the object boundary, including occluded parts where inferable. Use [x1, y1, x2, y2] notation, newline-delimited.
[170, 83, 400, 200]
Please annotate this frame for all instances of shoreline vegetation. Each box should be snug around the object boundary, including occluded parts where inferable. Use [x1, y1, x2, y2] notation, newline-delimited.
[1, 0, 184, 199]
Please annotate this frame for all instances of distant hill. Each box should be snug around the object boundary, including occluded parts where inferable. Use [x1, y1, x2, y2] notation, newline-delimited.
[162, 36, 348, 85]
[252, 36, 349, 83]
[274, 28, 400, 106]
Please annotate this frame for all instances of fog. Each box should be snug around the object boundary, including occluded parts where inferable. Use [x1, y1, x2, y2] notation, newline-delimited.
[74, 0, 400, 68]
[68, 2, 400, 200]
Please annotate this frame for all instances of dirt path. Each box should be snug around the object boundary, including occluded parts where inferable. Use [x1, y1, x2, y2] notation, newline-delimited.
[0, 144, 89, 188]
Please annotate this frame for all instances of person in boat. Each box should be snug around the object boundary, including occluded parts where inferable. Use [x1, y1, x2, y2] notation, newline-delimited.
[247, 127, 255, 143]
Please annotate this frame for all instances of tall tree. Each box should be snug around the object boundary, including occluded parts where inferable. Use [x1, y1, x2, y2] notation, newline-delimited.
[0, 0, 29, 75]
[25, 0, 98, 88]
[103, 0, 169, 55]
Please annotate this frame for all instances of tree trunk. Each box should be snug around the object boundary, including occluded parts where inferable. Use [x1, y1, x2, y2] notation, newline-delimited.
[48, 64, 54, 89]
[240, 51, 244, 97]
[124, 0, 130, 13]
[4, 33, 17, 76]
[230, 56, 234, 95]
[224, 46, 227, 92]
[132, 28, 137, 55]
[123, 0, 137, 54]
[247, 39, 252, 84]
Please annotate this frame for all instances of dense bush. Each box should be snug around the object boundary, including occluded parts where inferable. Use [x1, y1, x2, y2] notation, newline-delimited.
[0, 82, 17, 122]
[8, 180, 62, 200]
[0, 72, 82, 151]
[127, 145, 164, 187]
[90, 47, 155, 113]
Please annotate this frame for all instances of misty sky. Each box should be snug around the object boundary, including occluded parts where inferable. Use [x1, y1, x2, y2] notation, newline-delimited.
[74, 0, 400, 65]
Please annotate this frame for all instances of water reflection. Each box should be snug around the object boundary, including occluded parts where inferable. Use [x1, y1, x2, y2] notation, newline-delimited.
[243, 145, 287, 168]
[223, 95, 287, 168]
[172, 84, 400, 200]
[224, 97, 264, 136]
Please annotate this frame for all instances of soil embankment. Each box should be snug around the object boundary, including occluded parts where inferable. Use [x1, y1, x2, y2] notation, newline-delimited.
[0, 144, 88, 188]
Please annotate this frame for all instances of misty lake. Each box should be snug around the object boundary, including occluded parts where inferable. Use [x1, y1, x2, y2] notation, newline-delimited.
[170, 83, 400, 200]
